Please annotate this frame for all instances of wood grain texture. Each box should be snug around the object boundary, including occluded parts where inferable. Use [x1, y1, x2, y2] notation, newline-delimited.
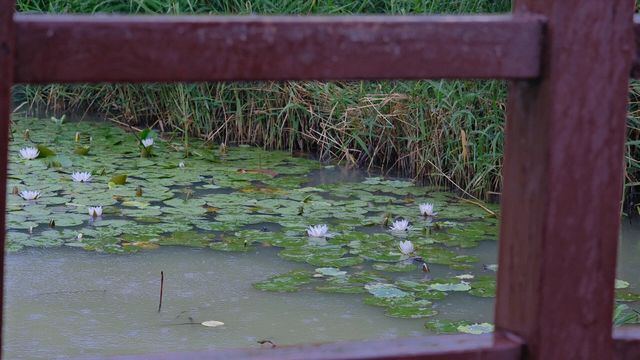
[496, 0, 634, 359]
[614, 327, 640, 359]
[0, 0, 14, 356]
[78, 332, 523, 360]
[13, 14, 543, 83]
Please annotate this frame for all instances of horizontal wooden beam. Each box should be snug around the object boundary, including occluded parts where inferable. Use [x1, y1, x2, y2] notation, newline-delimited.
[614, 327, 640, 359]
[80, 332, 523, 360]
[14, 14, 544, 83]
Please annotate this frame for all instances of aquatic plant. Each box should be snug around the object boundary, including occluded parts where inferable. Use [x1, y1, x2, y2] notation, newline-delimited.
[307, 224, 328, 238]
[6, 118, 636, 336]
[389, 219, 411, 232]
[19, 146, 39, 160]
[88, 206, 103, 218]
[12, 0, 640, 211]
[398, 240, 414, 255]
[419, 203, 437, 217]
[19, 190, 40, 200]
[71, 171, 92, 182]
[141, 138, 154, 148]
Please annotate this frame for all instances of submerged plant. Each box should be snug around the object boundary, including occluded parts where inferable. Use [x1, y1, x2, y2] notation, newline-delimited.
[19, 146, 39, 160]
[88, 206, 103, 218]
[19, 190, 40, 200]
[307, 224, 329, 238]
[419, 203, 437, 217]
[71, 171, 92, 182]
[398, 240, 415, 255]
[390, 219, 411, 232]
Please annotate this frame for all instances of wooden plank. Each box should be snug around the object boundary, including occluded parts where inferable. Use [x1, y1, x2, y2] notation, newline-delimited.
[614, 327, 640, 359]
[0, 0, 13, 356]
[78, 332, 523, 360]
[13, 14, 543, 83]
[496, 0, 634, 359]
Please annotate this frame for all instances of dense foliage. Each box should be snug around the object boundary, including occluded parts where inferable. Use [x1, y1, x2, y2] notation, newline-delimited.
[12, 0, 640, 214]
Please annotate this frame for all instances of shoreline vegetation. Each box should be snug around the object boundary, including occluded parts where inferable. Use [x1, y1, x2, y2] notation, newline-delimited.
[12, 0, 640, 215]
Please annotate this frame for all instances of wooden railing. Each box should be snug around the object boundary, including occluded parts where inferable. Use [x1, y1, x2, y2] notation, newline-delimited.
[1, 0, 639, 359]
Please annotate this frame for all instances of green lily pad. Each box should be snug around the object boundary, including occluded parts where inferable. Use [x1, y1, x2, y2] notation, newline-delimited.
[469, 276, 496, 297]
[384, 300, 437, 319]
[253, 270, 314, 292]
[457, 323, 494, 334]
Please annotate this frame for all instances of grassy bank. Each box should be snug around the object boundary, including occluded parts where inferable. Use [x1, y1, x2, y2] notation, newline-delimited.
[12, 0, 640, 214]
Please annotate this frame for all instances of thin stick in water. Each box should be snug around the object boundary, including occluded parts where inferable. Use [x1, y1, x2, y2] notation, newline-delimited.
[158, 271, 164, 313]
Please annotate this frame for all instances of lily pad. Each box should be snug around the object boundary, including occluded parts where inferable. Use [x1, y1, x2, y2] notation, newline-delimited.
[253, 270, 314, 293]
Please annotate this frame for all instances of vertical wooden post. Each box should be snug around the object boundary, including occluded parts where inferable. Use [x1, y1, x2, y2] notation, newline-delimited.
[0, 0, 14, 355]
[496, 1, 634, 359]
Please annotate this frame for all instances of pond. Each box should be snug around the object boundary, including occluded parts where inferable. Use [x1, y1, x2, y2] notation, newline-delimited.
[3, 117, 639, 359]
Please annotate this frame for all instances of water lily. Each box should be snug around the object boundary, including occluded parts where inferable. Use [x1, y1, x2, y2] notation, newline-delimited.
[179, 161, 185, 168]
[141, 138, 154, 148]
[307, 224, 329, 238]
[390, 219, 411, 232]
[398, 240, 415, 255]
[19, 147, 39, 160]
[20, 190, 40, 200]
[71, 171, 92, 182]
[88, 206, 103, 217]
[419, 203, 437, 217]
[77, 233, 83, 241]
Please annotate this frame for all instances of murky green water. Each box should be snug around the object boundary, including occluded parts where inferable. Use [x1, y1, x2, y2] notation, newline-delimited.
[2, 117, 639, 359]
[4, 246, 493, 359]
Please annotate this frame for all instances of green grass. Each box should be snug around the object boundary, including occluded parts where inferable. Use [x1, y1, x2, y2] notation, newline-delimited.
[12, 0, 640, 213]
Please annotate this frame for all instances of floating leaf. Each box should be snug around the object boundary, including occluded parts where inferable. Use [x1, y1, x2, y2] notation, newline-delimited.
[428, 282, 471, 292]
[615, 279, 630, 289]
[253, 270, 314, 293]
[365, 283, 409, 298]
[110, 174, 128, 185]
[457, 323, 494, 334]
[36, 144, 56, 158]
[201, 320, 225, 328]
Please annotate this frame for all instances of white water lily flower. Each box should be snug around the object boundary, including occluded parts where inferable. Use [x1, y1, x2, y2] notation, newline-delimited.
[307, 224, 329, 238]
[390, 219, 411, 232]
[19, 147, 39, 160]
[71, 171, 92, 182]
[77, 233, 83, 240]
[20, 190, 40, 200]
[398, 240, 415, 255]
[419, 203, 437, 217]
[141, 138, 154, 148]
[88, 206, 103, 217]
[179, 161, 185, 168]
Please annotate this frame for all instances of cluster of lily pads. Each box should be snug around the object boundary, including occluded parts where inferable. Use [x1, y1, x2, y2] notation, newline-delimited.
[6, 116, 639, 334]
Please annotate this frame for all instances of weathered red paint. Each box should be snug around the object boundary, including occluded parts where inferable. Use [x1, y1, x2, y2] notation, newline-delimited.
[1, 1, 640, 360]
[79, 332, 523, 360]
[13, 14, 543, 83]
[496, 0, 635, 359]
[0, 0, 13, 356]
[614, 327, 640, 359]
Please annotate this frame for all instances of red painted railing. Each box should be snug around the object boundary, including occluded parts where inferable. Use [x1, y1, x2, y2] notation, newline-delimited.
[1, 0, 639, 359]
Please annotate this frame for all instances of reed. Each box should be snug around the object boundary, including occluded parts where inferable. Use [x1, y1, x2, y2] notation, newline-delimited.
[12, 0, 640, 212]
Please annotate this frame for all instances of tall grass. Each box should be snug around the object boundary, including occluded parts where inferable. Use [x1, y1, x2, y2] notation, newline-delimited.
[12, 0, 640, 211]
